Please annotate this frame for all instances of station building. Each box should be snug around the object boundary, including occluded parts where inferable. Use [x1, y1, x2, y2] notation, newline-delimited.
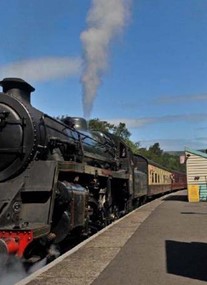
[185, 147, 207, 202]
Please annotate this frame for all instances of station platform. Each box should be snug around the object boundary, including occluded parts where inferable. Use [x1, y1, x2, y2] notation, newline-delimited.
[17, 189, 207, 285]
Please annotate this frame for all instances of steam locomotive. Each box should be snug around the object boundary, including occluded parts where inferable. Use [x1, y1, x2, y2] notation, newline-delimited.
[0, 78, 186, 263]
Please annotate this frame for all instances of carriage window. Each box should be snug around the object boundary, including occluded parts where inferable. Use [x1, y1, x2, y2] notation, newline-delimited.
[120, 144, 127, 158]
[155, 173, 157, 183]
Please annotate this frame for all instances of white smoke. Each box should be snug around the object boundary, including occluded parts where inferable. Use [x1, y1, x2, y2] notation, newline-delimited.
[0, 57, 81, 82]
[0, 244, 61, 285]
[81, 0, 131, 118]
[0, 255, 27, 285]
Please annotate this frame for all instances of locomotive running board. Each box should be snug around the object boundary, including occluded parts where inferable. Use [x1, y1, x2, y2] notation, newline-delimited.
[58, 161, 129, 179]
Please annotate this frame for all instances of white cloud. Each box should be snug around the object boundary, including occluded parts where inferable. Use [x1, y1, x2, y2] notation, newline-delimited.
[107, 113, 207, 128]
[106, 115, 207, 151]
[107, 117, 155, 127]
[0, 57, 82, 82]
[157, 93, 207, 104]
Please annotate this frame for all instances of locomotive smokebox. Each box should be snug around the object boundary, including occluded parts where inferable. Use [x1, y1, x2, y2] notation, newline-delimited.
[0, 78, 35, 104]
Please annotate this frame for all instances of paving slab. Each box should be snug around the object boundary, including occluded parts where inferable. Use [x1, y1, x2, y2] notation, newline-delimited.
[15, 190, 207, 285]
[92, 190, 207, 285]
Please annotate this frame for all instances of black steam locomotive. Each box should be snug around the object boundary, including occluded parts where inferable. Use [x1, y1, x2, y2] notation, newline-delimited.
[0, 78, 186, 263]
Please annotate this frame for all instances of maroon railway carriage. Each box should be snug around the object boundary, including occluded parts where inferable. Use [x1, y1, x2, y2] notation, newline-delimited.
[135, 155, 186, 198]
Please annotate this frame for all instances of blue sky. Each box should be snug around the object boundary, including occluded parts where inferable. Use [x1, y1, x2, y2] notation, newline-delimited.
[0, 0, 207, 151]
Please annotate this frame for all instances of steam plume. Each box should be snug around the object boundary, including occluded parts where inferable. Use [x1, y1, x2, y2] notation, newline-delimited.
[81, 0, 131, 118]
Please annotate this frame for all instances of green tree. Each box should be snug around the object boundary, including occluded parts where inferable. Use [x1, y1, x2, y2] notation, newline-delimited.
[88, 118, 115, 133]
[59, 116, 185, 172]
[113, 122, 131, 140]
[148, 143, 163, 156]
[124, 139, 140, 154]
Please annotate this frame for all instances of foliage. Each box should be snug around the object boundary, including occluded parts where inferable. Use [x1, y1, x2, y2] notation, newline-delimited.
[88, 118, 114, 133]
[138, 144, 185, 172]
[88, 118, 186, 172]
[55, 116, 185, 172]
[113, 122, 131, 140]
[89, 118, 131, 140]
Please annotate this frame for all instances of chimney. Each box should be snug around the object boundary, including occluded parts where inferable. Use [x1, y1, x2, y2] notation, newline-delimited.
[0, 78, 35, 104]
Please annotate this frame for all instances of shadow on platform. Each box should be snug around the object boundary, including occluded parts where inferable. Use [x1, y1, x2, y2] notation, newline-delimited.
[163, 195, 188, 202]
[166, 240, 207, 282]
[181, 211, 207, 215]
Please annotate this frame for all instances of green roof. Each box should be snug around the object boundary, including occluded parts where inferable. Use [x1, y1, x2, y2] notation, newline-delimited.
[185, 147, 207, 159]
